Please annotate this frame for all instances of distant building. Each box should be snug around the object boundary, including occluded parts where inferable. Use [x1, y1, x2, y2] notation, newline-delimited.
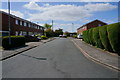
[77, 19, 107, 35]
[0, 11, 44, 36]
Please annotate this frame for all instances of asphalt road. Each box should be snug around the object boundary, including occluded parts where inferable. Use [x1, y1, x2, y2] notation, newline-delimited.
[2, 38, 119, 78]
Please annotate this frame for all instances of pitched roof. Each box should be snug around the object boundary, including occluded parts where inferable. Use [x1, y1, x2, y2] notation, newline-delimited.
[77, 19, 107, 30]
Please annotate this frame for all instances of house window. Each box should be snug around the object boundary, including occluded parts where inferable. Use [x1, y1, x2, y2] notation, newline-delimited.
[24, 22, 27, 26]
[31, 24, 33, 27]
[15, 19, 18, 25]
[98, 24, 102, 26]
[28, 23, 30, 27]
[20, 21, 22, 26]
[19, 31, 23, 35]
[23, 32, 27, 35]
[15, 31, 18, 36]
[41, 27, 43, 30]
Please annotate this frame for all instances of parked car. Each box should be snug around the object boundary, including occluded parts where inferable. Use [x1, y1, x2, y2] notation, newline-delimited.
[59, 35, 63, 37]
[77, 34, 83, 39]
[59, 35, 67, 38]
[62, 34, 67, 38]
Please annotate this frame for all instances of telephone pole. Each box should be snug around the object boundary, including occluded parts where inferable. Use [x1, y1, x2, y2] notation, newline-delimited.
[8, 0, 11, 45]
[72, 23, 74, 33]
[52, 20, 53, 30]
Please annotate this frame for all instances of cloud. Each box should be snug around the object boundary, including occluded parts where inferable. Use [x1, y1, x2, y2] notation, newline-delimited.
[50, 23, 81, 32]
[1, 0, 119, 2]
[0, 9, 24, 18]
[24, 2, 117, 22]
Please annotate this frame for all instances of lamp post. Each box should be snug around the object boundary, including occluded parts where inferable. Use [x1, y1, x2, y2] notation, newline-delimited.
[8, 0, 11, 45]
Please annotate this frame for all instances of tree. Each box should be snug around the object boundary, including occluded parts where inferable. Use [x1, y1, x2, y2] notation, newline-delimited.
[45, 28, 54, 38]
[54, 28, 63, 37]
[44, 24, 52, 29]
[64, 31, 70, 37]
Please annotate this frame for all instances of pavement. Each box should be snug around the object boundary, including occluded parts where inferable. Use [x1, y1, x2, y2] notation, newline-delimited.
[71, 38, 120, 71]
[0, 38, 55, 60]
[2, 38, 118, 78]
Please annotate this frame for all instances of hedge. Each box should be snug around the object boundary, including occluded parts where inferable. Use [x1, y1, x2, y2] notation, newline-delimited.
[99, 25, 113, 52]
[93, 27, 104, 49]
[89, 28, 95, 46]
[83, 31, 88, 43]
[25, 35, 40, 42]
[2, 36, 25, 49]
[107, 23, 120, 54]
[83, 22, 120, 54]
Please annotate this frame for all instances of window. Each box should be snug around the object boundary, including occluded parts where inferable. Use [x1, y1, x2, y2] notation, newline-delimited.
[20, 21, 22, 26]
[41, 27, 43, 30]
[24, 22, 27, 26]
[19, 31, 23, 35]
[15, 19, 18, 25]
[23, 32, 27, 35]
[15, 31, 18, 36]
[98, 24, 102, 26]
[28, 23, 31, 27]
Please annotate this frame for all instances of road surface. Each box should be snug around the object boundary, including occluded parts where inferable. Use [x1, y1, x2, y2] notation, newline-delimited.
[2, 38, 118, 78]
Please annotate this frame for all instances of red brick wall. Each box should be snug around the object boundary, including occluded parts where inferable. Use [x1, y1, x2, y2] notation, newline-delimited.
[2, 12, 44, 35]
[77, 20, 107, 35]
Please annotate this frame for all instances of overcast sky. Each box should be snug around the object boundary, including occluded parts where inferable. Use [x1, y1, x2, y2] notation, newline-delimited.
[1, 0, 119, 32]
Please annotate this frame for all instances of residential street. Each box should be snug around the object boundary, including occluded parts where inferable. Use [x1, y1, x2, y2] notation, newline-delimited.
[2, 38, 118, 78]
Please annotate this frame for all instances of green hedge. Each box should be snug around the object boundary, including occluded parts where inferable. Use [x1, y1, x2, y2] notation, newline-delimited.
[107, 23, 120, 54]
[83, 31, 88, 43]
[89, 28, 95, 46]
[2, 36, 25, 49]
[93, 27, 104, 49]
[83, 22, 120, 54]
[99, 25, 113, 52]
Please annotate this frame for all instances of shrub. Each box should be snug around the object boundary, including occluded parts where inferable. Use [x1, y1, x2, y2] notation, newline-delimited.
[25, 35, 40, 42]
[41, 35, 48, 40]
[2, 36, 25, 49]
[73, 35, 77, 38]
[83, 31, 88, 43]
[86, 30, 89, 43]
[107, 23, 120, 54]
[93, 27, 104, 49]
[88, 28, 95, 46]
[99, 25, 113, 52]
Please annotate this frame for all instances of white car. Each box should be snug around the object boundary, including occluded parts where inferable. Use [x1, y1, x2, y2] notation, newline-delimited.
[77, 34, 83, 39]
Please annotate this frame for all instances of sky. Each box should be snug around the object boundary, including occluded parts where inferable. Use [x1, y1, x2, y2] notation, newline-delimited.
[1, 0, 119, 32]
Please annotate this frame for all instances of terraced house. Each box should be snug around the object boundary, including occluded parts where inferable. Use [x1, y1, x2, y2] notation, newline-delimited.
[77, 19, 107, 35]
[0, 11, 44, 36]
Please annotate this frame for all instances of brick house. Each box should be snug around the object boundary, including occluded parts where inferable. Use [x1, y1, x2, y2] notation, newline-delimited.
[0, 11, 44, 36]
[77, 19, 107, 35]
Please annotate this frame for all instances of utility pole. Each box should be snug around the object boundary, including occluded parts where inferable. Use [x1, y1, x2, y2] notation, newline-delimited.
[72, 23, 74, 33]
[52, 20, 53, 31]
[8, 0, 11, 45]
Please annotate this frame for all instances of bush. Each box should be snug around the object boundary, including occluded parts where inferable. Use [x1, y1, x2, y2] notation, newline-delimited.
[41, 35, 48, 40]
[93, 27, 104, 49]
[73, 35, 77, 38]
[25, 35, 40, 42]
[99, 25, 113, 52]
[2, 36, 25, 49]
[107, 23, 120, 54]
[83, 30, 89, 43]
[88, 28, 95, 46]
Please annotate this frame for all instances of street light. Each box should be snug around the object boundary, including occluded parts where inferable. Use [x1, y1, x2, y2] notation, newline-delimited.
[8, 0, 11, 45]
